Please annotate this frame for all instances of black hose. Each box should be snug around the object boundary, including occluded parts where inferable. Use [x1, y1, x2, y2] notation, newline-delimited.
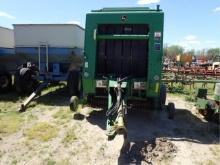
[106, 88, 122, 116]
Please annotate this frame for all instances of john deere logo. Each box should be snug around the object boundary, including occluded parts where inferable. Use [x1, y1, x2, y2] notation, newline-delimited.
[121, 15, 127, 22]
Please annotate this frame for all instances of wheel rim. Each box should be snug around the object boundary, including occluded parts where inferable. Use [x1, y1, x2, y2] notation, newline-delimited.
[78, 77, 82, 96]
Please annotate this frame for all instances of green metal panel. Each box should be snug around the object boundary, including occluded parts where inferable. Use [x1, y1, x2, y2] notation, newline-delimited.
[93, 7, 152, 12]
[83, 7, 164, 98]
[82, 79, 95, 94]
[97, 34, 149, 40]
[196, 88, 208, 98]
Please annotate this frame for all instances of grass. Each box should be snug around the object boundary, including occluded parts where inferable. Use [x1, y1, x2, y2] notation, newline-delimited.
[167, 82, 215, 93]
[45, 159, 70, 165]
[24, 122, 59, 142]
[0, 111, 23, 136]
[166, 82, 216, 103]
[185, 93, 196, 102]
[205, 160, 216, 165]
[46, 159, 56, 165]
[62, 129, 77, 145]
[11, 159, 18, 165]
[53, 108, 73, 125]
[57, 159, 70, 165]
[53, 108, 72, 120]
[23, 112, 38, 122]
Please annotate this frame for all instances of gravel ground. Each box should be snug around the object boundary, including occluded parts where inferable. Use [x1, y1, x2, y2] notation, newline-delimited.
[0, 86, 219, 165]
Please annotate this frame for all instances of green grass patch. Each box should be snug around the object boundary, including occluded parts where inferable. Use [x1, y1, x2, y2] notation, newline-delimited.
[185, 93, 196, 102]
[53, 108, 73, 125]
[62, 129, 77, 145]
[53, 108, 72, 120]
[166, 82, 216, 103]
[0, 111, 23, 136]
[24, 122, 59, 142]
[46, 159, 56, 165]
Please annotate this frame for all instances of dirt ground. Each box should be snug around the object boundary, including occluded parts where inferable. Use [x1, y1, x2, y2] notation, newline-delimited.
[0, 85, 219, 165]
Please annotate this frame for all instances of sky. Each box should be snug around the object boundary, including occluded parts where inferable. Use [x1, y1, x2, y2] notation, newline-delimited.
[0, 0, 220, 50]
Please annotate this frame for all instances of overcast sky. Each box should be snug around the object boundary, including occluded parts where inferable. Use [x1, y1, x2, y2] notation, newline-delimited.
[0, 0, 219, 50]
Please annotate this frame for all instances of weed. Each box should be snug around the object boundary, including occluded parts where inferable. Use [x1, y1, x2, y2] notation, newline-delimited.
[24, 122, 59, 141]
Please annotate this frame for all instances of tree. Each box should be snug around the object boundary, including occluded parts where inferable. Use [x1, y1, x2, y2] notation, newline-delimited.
[206, 48, 220, 62]
[185, 49, 195, 56]
[164, 45, 184, 61]
[163, 43, 168, 57]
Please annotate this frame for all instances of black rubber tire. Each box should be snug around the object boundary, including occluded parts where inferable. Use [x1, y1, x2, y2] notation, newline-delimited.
[14, 68, 39, 94]
[67, 70, 81, 96]
[14, 70, 22, 94]
[159, 83, 167, 110]
[167, 102, 175, 120]
[204, 104, 214, 121]
[0, 72, 12, 92]
[50, 81, 60, 86]
[70, 96, 79, 111]
[213, 113, 219, 124]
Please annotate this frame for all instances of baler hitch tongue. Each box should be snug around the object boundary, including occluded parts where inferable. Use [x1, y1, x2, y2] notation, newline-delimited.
[106, 77, 128, 140]
[18, 81, 49, 112]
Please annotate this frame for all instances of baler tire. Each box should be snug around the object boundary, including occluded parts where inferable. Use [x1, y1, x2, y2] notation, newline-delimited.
[51, 81, 60, 86]
[213, 113, 219, 124]
[70, 96, 79, 111]
[167, 102, 175, 120]
[202, 104, 212, 121]
[0, 73, 12, 92]
[22, 68, 39, 94]
[159, 83, 167, 110]
[67, 71, 80, 97]
[14, 69, 22, 94]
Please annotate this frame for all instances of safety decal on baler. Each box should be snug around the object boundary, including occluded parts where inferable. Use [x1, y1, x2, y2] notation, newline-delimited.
[154, 32, 161, 51]
[155, 42, 161, 51]
[154, 32, 161, 40]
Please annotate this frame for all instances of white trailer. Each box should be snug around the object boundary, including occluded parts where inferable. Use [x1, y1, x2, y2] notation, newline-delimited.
[12, 24, 85, 111]
[0, 26, 15, 92]
[0, 26, 14, 48]
[14, 24, 84, 48]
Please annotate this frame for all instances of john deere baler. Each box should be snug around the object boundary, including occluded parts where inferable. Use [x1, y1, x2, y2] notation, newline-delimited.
[83, 7, 165, 107]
